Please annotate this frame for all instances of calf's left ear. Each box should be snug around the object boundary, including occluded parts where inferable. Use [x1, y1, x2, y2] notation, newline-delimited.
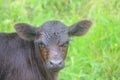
[14, 23, 36, 41]
[68, 20, 92, 36]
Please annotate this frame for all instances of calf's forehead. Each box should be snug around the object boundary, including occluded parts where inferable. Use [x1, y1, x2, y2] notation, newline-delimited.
[37, 21, 69, 45]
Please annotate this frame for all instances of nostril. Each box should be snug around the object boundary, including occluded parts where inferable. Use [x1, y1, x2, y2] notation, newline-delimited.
[49, 61, 54, 65]
[58, 61, 62, 65]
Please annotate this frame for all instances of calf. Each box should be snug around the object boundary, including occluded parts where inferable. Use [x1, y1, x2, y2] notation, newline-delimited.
[0, 20, 92, 80]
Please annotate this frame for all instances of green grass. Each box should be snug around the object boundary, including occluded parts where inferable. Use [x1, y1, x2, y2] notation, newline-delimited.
[0, 0, 120, 80]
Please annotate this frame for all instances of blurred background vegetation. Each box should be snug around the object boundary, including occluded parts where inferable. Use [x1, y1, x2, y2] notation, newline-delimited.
[0, 0, 120, 80]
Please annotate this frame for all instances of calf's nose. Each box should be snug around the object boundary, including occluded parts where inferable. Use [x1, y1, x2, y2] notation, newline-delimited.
[49, 59, 64, 69]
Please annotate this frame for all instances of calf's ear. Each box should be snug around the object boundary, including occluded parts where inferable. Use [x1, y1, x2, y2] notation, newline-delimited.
[68, 20, 92, 36]
[14, 23, 36, 41]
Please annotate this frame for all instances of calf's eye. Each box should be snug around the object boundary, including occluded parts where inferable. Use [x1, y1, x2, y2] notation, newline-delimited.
[61, 42, 69, 47]
[39, 42, 46, 48]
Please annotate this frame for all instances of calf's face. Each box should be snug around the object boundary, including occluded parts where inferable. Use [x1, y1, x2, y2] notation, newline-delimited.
[14, 20, 92, 72]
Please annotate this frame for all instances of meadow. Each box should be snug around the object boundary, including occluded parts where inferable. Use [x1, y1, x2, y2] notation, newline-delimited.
[0, 0, 120, 80]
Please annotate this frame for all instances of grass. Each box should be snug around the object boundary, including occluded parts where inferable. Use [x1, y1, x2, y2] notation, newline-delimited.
[0, 0, 120, 80]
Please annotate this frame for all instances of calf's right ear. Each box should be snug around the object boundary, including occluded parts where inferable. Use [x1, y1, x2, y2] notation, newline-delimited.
[14, 23, 36, 41]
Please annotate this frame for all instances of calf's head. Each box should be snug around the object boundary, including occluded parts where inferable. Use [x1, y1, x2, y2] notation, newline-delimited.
[14, 20, 92, 72]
